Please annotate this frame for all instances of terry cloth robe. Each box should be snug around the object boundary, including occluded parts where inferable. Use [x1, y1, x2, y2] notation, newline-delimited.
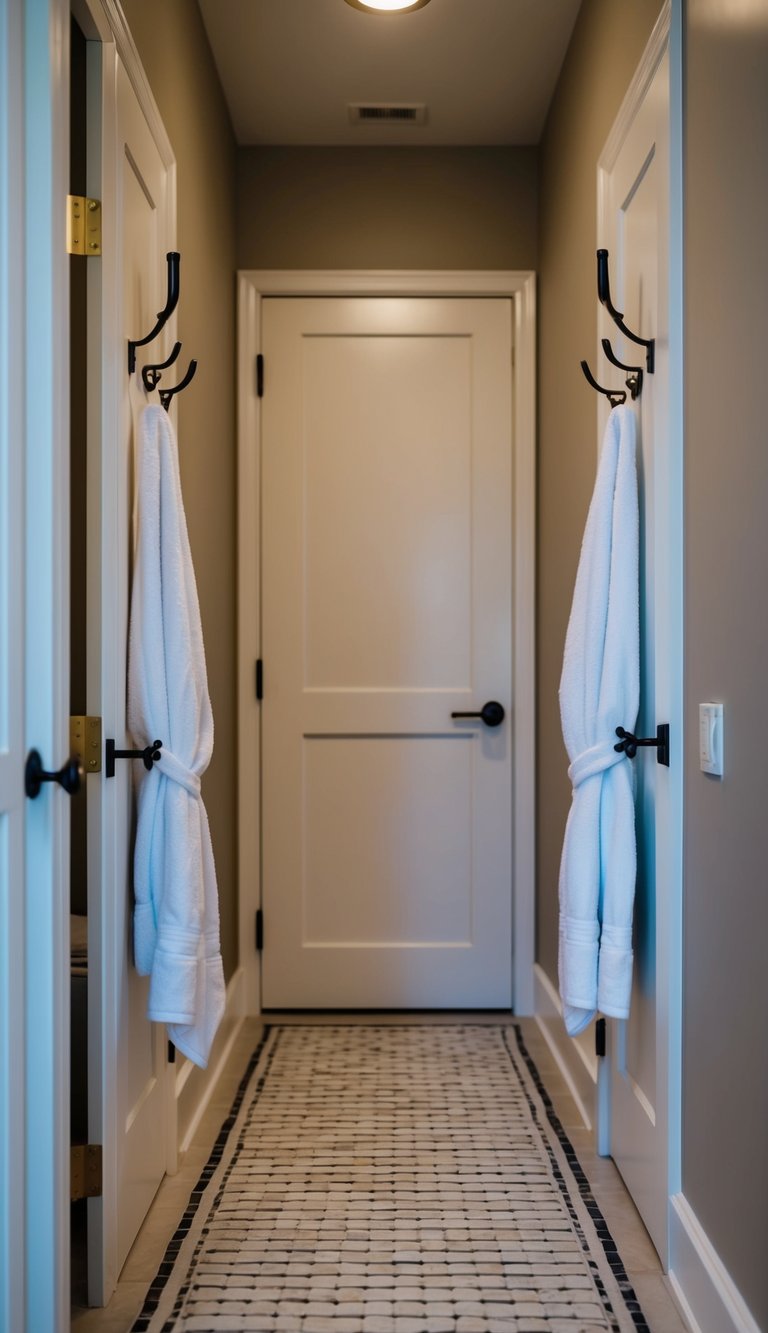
[128, 402, 225, 1068]
[558, 404, 639, 1038]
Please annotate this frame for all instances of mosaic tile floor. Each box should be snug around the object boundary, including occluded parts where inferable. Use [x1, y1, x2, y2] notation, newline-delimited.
[132, 1025, 649, 1333]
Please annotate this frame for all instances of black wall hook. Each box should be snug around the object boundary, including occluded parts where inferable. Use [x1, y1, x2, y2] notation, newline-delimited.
[601, 338, 643, 400]
[580, 359, 627, 408]
[105, 738, 162, 779]
[142, 340, 182, 393]
[597, 249, 655, 372]
[159, 358, 197, 411]
[614, 724, 670, 767]
[128, 252, 181, 374]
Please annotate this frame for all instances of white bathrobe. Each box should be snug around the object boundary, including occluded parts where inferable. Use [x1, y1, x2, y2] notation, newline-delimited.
[558, 404, 639, 1037]
[128, 402, 225, 1068]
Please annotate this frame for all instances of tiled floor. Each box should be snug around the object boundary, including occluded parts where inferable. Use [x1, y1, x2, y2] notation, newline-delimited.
[71, 1017, 689, 1333]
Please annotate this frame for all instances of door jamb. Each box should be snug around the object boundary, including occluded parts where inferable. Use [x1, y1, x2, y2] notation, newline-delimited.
[237, 269, 537, 1017]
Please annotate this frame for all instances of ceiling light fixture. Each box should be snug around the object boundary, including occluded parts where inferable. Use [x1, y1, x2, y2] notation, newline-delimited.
[344, 0, 432, 14]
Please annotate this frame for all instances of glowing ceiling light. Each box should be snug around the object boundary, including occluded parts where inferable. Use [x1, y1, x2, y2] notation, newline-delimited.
[344, 0, 432, 13]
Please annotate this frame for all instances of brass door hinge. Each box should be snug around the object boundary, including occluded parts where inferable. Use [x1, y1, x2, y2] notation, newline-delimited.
[71, 1144, 102, 1200]
[67, 195, 101, 256]
[70, 716, 102, 773]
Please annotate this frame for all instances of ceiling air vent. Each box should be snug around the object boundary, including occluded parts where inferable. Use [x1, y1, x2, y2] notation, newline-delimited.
[348, 102, 427, 125]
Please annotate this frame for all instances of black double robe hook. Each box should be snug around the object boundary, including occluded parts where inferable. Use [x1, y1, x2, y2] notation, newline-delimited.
[128, 252, 181, 374]
[597, 249, 655, 373]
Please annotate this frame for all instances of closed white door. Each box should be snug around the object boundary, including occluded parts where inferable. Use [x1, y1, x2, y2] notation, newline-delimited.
[598, 40, 679, 1262]
[261, 297, 514, 1009]
[88, 51, 175, 1300]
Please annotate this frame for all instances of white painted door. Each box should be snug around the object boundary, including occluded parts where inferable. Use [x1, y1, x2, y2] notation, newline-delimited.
[2, 0, 72, 1327]
[0, 5, 28, 1325]
[598, 39, 681, 1262]
[88, 50, 176, 1301]
[261, 297, 513, 1009]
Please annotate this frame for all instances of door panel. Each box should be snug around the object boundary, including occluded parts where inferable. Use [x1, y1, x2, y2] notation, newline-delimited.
[261, 297, 513, 1009]
[600, 48, 672, 1259]
[89, 54, 174, 1299]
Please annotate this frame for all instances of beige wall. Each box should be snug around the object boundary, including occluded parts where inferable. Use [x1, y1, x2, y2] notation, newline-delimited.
[683, 3, 768, 1323]
[121, 0, 239, 979]
[237, 147, 537, 270]
[536, 0, 663, 983]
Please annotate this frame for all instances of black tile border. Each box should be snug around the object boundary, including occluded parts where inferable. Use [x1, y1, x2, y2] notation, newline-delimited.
[130, 1024, 274, 1332]
[130, 1021, 653, 1332]
[505, 1023, 651, 1333]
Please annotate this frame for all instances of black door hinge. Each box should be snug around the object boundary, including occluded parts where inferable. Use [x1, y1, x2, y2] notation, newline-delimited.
[256, 659, 263, 701]
[595, 1018, 606, 1058]
[256, 354, 264, 398]
[255, 908, 264, 952]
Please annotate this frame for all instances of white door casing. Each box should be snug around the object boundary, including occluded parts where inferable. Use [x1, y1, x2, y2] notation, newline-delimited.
[238, 272, 536, 1017]
[262, 296, 513, 1009]
[597, 3, 683, 1265]
[80, 2, 177, 1301]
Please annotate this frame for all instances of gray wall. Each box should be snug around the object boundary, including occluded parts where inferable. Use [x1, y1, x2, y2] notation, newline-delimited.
[237, 146, 537, 270]
[121, 0, 239, 980]
[536, 0, 664, 982]
[683, 3, 768, 1324]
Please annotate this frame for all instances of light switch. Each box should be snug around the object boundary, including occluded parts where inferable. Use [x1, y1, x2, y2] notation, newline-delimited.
[699, 702, 723, 776]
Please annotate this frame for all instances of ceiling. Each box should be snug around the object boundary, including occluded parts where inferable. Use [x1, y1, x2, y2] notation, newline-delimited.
[198, 0, 582, 147]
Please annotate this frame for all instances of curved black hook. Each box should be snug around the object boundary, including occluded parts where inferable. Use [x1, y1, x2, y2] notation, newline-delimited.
[596, 249, 655, 372]
[159, 358, 197, 411]
[580, 359, 627, 408]
[601, 338, 643, 400]
[128, 252, 181, 374]
[142, 340, 182, 393]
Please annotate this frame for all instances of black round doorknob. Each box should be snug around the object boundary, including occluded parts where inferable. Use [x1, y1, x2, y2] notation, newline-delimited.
[24, 749, 82, 800]
[451, 700, 505, 728]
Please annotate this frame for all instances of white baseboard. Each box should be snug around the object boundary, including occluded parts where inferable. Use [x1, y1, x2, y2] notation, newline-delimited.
[174, 967, 246, 1156]
[533, 963, 597, 1131]
[669, 1193, 761, 1333]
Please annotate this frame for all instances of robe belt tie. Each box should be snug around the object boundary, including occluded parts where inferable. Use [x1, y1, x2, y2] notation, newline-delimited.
[568, 736, 626, 788]
[156, 748, 202, 798]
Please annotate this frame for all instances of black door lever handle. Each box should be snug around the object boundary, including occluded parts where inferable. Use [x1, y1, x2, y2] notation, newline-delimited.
[451, 701, 505, 728]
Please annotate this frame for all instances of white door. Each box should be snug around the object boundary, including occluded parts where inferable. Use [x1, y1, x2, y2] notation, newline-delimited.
[261, 297, 513, 1009]
[2, 0, 72, 1327]
[0, 5, 28, 1325]
[88, 48, 176, 1301]
[598, 39, 680, 1262]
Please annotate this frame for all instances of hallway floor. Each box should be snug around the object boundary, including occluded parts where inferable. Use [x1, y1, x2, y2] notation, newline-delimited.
[71, 1017, 688, 1333]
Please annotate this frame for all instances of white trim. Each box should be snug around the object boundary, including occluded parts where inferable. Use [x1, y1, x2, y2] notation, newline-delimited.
[669, 1194, 761, 1333]
[238, 269, 536, 1017]
[174, 968, 246, 1156]
[533, 965, 595, 1133]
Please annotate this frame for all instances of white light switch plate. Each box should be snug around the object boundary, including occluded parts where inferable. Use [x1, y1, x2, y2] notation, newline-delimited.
[699, 702, 723, 776]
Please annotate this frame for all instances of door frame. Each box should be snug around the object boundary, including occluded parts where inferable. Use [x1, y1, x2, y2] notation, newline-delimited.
[237, 269, 537, 1017]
